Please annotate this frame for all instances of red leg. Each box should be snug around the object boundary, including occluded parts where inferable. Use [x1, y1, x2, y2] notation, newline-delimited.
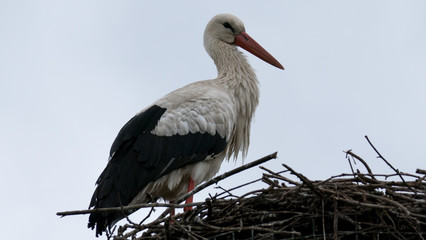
[184, 178, 195, 212]
[169, 200, 175, 223]
[170, 201, 175, 216]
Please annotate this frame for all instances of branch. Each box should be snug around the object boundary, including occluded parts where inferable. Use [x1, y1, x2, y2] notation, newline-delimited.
[364, 135, 415, 192]
[56, 152, 278, 218]
[282, 163, 323, 197]
[344, 149, 376, 180]
[57, 202, 201, 217]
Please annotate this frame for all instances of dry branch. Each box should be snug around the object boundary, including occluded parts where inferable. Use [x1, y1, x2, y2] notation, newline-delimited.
[56, 152, 277, 218]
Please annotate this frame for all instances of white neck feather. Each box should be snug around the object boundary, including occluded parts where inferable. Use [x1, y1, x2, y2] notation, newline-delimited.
[206, 39, 260, 160]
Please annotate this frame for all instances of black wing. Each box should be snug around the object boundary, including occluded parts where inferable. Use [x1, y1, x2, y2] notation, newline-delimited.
[88, 105, 227, 236]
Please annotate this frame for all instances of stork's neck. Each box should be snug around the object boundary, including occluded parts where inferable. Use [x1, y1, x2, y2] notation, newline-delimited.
[207, 39, 260, 158]
[209, 40, 258, 81]
[207, 40, 260, 111]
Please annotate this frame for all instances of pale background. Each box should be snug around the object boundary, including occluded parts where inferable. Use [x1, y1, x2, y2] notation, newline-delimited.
[1, 1, 425, 239]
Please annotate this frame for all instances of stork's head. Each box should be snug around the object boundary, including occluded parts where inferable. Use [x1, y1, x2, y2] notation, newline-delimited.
[204, 13, 284, 70]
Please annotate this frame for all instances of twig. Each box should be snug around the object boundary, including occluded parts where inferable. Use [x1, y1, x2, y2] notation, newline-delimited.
[260, 166, 299, 186]
[345, 149, 357, 179]
[56, 202, 202, 217]
[214, 178, 261, 199]
[321, 197, 326, 240]
[365, 135, 415, 193]
[282, 163, 323, 197]
[139, 207, 155, 225]
[262, 175, 282, 188]
[345, 149, 376, 180]
[333, 193, 338, 240]
[195, 217, 301, 236]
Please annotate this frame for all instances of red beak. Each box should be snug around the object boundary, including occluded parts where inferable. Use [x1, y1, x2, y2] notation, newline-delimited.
[234, 32, 284, 70]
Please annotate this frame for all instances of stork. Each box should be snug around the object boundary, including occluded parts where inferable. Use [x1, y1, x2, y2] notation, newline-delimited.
[88, 13, 284, 236]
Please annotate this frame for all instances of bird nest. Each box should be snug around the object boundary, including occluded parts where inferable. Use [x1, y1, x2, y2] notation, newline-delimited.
[105, 138, 425, 240]
[57, 137, 426, 239]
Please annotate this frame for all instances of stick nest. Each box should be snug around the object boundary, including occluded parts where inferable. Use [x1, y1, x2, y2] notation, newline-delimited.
[112, 151, 425, 240]
[56, 137, 425, 239]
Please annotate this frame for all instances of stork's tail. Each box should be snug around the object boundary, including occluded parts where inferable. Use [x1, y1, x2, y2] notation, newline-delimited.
[87, 212, 108, 237]
[88, 209, 134, 237]
[87, 180, 131, 237]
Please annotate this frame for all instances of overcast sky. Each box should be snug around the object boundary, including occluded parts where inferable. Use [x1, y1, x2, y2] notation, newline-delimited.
[1, 1, 425, 239]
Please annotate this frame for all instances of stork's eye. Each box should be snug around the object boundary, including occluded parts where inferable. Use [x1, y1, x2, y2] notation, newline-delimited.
[223, 22, 235, 33]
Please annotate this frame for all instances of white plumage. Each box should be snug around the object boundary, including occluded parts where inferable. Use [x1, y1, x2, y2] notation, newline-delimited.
[152, 82, 235, 139]
[88, 13, 283, 236]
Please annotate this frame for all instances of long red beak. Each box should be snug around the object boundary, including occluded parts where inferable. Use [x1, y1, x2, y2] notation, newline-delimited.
[234, 32, 284, 70]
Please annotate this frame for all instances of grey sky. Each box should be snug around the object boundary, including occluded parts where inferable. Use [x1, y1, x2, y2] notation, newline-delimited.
[1, 1, 425, 239]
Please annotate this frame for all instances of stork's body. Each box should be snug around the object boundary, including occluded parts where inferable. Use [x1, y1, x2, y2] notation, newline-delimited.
[88, 13, 283, 236]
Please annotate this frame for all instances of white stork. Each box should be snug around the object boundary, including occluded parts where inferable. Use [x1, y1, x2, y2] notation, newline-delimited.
[88, 13, 283, 236]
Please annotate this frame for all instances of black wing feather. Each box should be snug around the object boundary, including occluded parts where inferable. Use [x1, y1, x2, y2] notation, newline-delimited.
[88, 105, 227, 236]
[109, 105, 166, 156]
